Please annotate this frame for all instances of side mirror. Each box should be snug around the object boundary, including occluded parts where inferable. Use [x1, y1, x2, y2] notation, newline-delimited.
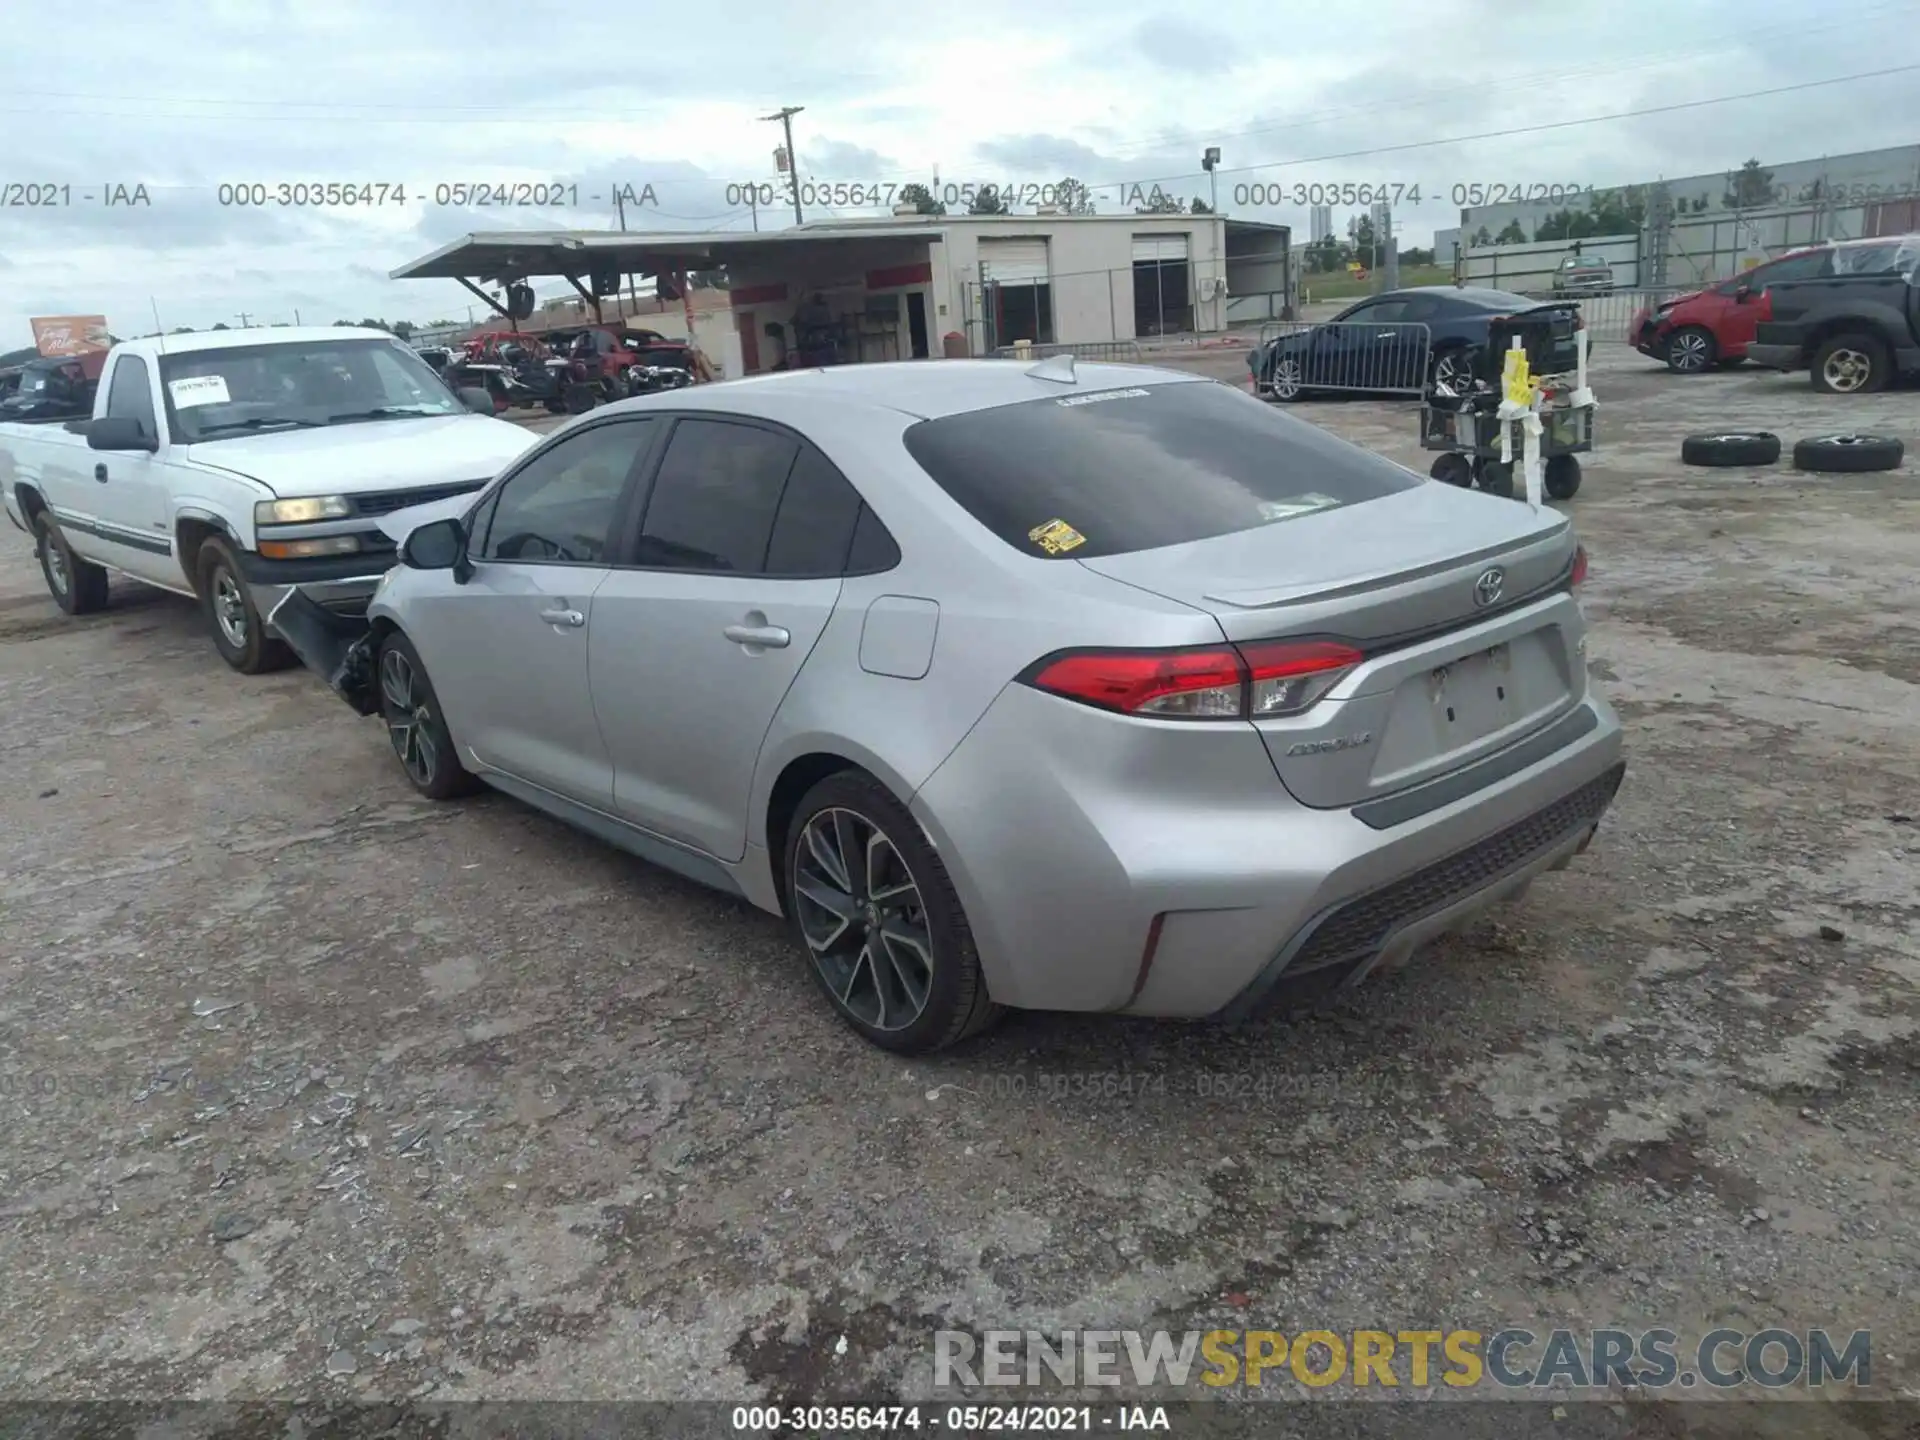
[401, 517, 464, 571]
[458, 386, 495, 414]
[86, 416, 158, 452]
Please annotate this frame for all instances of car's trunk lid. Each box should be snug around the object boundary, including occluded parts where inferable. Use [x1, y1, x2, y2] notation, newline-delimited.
[1077, 484, 1587, 809]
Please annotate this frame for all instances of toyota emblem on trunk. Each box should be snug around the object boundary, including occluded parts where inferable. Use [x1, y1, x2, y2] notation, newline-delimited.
[1473, 567, 1505, 607]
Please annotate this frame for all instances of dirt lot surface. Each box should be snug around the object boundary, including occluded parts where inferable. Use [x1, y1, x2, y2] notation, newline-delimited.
[2, 348, 1916, 1436]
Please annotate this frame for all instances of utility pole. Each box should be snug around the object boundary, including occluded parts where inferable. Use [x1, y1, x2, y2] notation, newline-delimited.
[235, 311, 253, 328]
[1202, 147, 1220, 213]
[761, 106, 805, 226]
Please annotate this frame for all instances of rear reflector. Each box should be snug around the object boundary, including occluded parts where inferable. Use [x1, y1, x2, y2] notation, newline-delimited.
[1023, 639, 1364, 720]
[1570, 544, 1589, 587]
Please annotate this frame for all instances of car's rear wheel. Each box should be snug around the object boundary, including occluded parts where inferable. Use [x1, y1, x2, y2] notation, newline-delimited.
[784, 771, 1000, 1054]
[376, 632, 480, 800]
[1430, 346, 1475, 398]
[196, 535, 294, 674]
[1269, 356, 1305, 403]
[32, 510, 110, 615]
[1665, 326, 1716, 373]
[1811, 332, 1890, 394]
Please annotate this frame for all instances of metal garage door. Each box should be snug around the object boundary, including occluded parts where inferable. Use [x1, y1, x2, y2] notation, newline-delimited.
[1131, 234, 1189, 263]
[979, 238, 1050, 284]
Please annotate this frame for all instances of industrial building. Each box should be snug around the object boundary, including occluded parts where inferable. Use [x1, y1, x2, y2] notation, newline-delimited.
[391, 212, 1291, 377]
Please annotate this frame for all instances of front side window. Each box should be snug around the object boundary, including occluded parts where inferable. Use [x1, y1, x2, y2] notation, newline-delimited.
[479, 419, 656, 564]
[158, 338, 462, 442]
[902, 380, 1420, 561]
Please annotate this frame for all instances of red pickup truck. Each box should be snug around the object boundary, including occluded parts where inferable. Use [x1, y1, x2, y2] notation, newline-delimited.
[542, 324, 694, 400]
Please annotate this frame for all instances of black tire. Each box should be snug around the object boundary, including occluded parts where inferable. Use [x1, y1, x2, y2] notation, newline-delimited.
[1429, 453, 1473, 487]
[1680, 431, 1782, 467]
[1664, 325, 1717, 374]
[1430, 346, 1475, 398]
[195, 536, 295, 674]
[1810, 332, 1891, 395]
[1790, 433, 1905, 474]
[375, 631, 481, 800]
[1544, 454, 1582, 501]
[783, 771, 1001, 1055]
[1268, 355, 1306, 403]
[31, 510, 110, 615]
[1475, 459, 1515, 497]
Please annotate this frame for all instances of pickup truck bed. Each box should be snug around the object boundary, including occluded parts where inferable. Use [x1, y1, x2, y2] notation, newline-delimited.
[1748, 269, 1920, 393]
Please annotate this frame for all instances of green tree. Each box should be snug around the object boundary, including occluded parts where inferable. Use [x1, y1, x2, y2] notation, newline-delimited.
[1723, 159, 1775, 211]
[1134, 189, 1185, 215]
[968, 184, 1009, 215]
[1494, 219, 1528, 245]
[391, 320, 415, 340]
[357, 317, 391, 332]
[1471, 225, 1494, 246]
[212, 322, 231, 330]
[1351, 213, 1377, 260]
[1054, 177, 1097, 215]
[1190, 196, 1212, 214]
[1306, 234, 1345, 272]
[898, 183, 946, 216]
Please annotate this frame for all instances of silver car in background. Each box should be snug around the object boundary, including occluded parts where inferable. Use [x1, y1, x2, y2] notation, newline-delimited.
[272, 359, 1625, 1054]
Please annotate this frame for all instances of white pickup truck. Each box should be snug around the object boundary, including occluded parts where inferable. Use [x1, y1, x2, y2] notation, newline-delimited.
[0, 326, 540, 672]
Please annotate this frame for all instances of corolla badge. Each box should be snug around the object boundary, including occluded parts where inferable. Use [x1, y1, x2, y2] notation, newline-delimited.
[1286, 732, 1374, 757]
[1473, 567, 1506, 608]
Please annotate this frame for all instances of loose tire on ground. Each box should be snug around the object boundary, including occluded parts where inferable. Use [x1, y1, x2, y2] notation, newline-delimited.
[1810, 332, 1891, 395]
[1429, 453, 1473, 487]
[1544, 454, 1582, 501]
[783, 770, 1002, 1055]
[1664, 325, 1717, 374]
[195, 535, 295, 674]
[1680, 431, 1782, 467]
[375, 631, 481, 801]
[31, 510, 111, 615]
[1790, 433, 1905, 474]
[1475, 459, 1515, 497]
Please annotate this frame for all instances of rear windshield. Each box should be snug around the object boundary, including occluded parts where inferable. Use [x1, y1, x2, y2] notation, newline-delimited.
[900, 379, 1420, 560]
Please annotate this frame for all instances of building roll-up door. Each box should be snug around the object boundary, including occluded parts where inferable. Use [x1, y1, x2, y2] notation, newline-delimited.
[978, 237, 1050, 284]
[1131, 233, 1190, 263]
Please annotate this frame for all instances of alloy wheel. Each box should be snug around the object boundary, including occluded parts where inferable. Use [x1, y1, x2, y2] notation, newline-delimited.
[1272, 357, 1303, 399]
[1433, 350, 1472, 397]
[211, 567, 249, 649]
[1669, 331, 1711, 372]
[792, 806, 934, 1032]
[1821, 348, 1870, 392]
[379, 647, 439, 788]
[42, 531, 70, 596]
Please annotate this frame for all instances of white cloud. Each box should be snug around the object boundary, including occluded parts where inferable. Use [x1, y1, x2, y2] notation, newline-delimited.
[1, 0, 1916, 335]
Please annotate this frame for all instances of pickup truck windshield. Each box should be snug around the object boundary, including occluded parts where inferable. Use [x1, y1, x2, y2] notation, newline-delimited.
[157, 337, 462, 443]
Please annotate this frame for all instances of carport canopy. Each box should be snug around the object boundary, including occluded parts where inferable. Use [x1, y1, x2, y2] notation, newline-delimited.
[389, 224, 948, 320]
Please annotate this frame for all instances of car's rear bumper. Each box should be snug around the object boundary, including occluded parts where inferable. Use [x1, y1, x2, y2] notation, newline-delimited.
[910, 684, 1625, 1018]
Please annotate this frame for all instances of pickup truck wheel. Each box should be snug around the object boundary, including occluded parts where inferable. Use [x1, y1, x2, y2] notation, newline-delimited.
[196, 536, 294, 674]
[1790, 433, 1905, 473]
[33, 511, 110, 615]
[377, 633, 480, 801]
[1811, 332, 1890, 394]
[1664, 326, 1716, 373]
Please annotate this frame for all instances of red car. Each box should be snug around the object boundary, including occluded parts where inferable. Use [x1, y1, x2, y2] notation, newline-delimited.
[541, 324, 694, 398]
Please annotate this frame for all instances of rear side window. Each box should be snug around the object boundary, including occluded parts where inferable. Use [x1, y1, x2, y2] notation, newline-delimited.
[635, 418, 799, 571]
[105, 356, 157, 438]
[764, 446, 864, 576]
[901, 380, 1419, 560]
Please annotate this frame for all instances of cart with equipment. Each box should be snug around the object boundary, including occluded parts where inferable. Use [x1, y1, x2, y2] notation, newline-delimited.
[1419, 303, 1594, 502]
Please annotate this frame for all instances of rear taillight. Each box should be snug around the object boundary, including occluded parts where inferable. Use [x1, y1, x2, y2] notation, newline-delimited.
[1570, 544, 1589, 588]
[1023, 640, 1364, 720]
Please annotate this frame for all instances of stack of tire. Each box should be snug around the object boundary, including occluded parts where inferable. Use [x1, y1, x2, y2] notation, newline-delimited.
[1680, 432, 1906, 473]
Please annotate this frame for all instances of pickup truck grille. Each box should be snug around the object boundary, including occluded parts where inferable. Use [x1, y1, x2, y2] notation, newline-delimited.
[350, 479, 488, 517]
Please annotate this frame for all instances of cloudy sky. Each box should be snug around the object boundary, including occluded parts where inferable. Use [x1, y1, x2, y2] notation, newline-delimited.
[3, 0, 1917, 341]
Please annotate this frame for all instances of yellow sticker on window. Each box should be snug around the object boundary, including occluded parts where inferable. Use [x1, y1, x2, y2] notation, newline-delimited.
[1028, 518, 1086, 555]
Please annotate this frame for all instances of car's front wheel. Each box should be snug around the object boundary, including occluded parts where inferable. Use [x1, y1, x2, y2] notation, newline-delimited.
[196, 535, 294, 674]
[1665, 326, 1716, 373]
[376, 632, 481, 800]
[784, 771, 1001, 1054]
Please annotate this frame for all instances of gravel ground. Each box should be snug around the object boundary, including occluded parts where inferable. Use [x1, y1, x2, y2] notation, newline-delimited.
[1, 348, 1916, 1436]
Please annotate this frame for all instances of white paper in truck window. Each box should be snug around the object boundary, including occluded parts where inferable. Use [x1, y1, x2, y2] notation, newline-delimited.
[167, 374, 231, 408]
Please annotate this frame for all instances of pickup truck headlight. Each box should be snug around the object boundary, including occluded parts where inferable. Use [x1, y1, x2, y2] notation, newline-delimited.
[258, 535, 362, 559]
[256, 496, 352, 524]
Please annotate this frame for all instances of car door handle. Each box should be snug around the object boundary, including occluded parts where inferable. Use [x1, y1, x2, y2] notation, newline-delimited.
[724, 623, 790, 648]
[539, 607, 586, 628]
[94, 463, 108, 482]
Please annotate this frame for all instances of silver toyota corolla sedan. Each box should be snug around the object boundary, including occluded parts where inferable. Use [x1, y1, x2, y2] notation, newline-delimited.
[270, 358, 1625, 1054]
